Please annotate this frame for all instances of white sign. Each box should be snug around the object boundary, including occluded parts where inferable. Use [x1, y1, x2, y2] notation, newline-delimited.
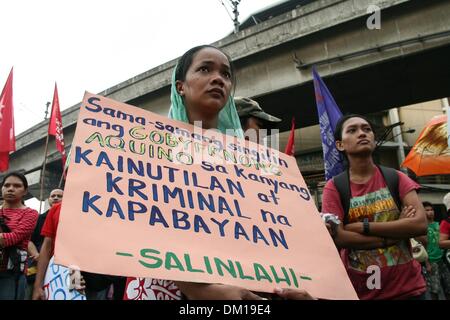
[43, 256, 86, 300]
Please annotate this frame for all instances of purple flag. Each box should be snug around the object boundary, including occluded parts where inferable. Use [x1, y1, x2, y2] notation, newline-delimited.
[313, 67, 344, 180]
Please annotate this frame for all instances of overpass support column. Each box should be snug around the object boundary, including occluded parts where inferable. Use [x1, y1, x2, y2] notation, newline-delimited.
[442, 98, 449, 112]
[388, 108, 407, 172]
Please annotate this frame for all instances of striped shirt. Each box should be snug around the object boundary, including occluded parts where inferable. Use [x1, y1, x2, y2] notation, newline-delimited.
[1, 207, 38, 250]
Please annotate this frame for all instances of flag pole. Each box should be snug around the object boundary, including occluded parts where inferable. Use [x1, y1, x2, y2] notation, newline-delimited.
[39, 133, 50, 214]
[58, 146, 71, 189]
[58, 161, 67, 188]
[38, 101, 52, 214]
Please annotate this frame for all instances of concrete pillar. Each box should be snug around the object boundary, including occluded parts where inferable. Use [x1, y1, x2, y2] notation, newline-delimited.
[442, 97, 449, 114]
[444, 98, 450, 147]
[388, 108, 407, 171]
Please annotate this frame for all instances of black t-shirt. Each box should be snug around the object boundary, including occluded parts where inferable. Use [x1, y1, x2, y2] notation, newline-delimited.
[31, 210, 49, 251]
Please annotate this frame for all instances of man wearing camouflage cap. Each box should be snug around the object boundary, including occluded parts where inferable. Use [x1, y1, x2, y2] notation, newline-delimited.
[234, 97, 282, 144]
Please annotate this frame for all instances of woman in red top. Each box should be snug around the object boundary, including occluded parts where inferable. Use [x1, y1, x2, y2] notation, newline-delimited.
[321, 114, 428, 300]
[0, 172, 38, 300]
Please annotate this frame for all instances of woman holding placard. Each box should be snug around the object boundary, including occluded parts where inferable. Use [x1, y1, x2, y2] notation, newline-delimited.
[166, 44, 321, 300]
[166, 44, 264, 300]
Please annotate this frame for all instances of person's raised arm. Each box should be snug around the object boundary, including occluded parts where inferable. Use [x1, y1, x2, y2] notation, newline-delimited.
[32, 237, 52, 300]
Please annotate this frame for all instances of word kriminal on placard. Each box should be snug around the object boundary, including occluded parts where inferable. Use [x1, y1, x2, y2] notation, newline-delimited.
[74, 147, 312, 201]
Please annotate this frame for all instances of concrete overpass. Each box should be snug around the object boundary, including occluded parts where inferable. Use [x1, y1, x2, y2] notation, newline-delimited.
[7, 0, 450, 200]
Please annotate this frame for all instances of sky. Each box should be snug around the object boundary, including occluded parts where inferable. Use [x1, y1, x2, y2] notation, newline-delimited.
[0, 0, 282, 135]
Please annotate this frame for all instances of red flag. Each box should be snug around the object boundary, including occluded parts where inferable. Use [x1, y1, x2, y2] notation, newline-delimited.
[284, 117, 295, 156]
[0, 68, 15, 172]
[48, 83, 66, 169]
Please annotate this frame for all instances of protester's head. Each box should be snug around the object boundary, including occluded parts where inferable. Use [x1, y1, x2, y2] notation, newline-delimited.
[175, 45, 236, 87]
[334, 114, 376, 158]
[422, 201, 434, 221]
[235, 97, 281, 143]
[1, 171, 28, 206]
[443, 192, 450, 212]
[169, 45, 243, 137]
[48, 189, 63, 207]
[175, 45, 234, 122]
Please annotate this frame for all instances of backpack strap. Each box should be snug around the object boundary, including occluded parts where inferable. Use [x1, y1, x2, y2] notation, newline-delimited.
[377, 165, 401, 211]
[333, 169, 351, 225]
[333, 166, 402, 224]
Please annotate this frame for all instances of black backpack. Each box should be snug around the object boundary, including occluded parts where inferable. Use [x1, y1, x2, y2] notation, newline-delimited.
[0, 213, 21, 273]
[332, 165, 402, 225]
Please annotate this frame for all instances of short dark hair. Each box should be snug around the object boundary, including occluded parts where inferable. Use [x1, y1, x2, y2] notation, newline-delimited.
[422, 201, 433, 208]
[239, 116, 250, 129]
[1, 171, 28, 190]
[333, 114, 376, 141]
[239, 116, 277, 132]
[175, 45, 236, 89]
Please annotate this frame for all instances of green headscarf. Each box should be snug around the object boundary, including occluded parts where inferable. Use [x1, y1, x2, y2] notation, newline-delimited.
[168, 66, 244, 138]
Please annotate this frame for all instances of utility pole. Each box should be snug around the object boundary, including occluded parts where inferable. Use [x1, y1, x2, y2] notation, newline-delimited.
[219, 0, 241, 33]
[388, 108, 407, 172]
[44, 101, 51, 120]
[39, 101, 52, 213]
[231, 0, 241, 34]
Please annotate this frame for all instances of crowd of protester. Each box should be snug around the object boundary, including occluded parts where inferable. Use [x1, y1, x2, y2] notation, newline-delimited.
[1, 45, 449, 300]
